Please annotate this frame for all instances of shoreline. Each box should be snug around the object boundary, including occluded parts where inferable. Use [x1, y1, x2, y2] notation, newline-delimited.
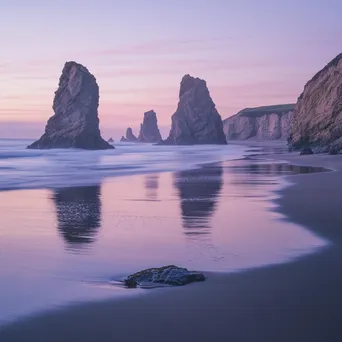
[1, 144, 342, 341]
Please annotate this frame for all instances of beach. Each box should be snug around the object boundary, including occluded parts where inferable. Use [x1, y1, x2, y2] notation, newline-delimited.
[0, 144, 341, 341]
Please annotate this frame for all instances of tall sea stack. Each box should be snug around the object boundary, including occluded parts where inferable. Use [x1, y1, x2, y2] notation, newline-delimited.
[288, 53, 342, 153]
[27, 61, 113, 150]
[162, 74, 227, 145]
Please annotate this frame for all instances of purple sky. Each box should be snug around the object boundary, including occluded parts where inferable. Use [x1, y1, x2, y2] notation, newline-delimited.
[0, 0, 341, 139]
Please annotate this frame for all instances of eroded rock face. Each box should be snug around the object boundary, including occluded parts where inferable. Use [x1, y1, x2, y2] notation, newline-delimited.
[28, 61, 113, 150]
[138, 110, 162, 143]
[124, 265, 205, 288]
[162, 75, 227, 145]
[223, 104, 294, 140]
[288, 53, 342, 152]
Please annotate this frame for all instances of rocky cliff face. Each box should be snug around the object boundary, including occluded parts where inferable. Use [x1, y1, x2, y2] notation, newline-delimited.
[162, 75, 227, 145]
[288, 53, 342, 153]
[138, 110, 162, 143]
[223, 104, 294, 141]
[28, 62, 113, 150]
[120, 127, 138, 142]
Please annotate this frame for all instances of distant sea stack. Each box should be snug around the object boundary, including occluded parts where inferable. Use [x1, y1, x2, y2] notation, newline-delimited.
[138, 110, 162, 143]
[27, 61, 113, 150]
[288, 53, 342, 153]
[223, 104, 294, 140]
[161, 74, 227, 145]
[120, 127, 138, 142]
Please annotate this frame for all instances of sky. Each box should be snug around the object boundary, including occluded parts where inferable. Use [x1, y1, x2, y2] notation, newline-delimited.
[0, 0, 341, 139]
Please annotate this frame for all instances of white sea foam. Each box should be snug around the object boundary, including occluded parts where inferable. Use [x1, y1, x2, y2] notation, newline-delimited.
[0, 139, 248, 190]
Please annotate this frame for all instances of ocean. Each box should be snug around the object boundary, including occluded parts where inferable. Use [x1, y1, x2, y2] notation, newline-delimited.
[0, 139, 327, 325]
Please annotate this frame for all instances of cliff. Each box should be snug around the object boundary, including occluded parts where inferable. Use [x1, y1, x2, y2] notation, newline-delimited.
[288, 53, 342, 153]
[223, 104, 295, 140]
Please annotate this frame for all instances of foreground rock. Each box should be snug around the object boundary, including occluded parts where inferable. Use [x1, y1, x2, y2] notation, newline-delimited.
[120, 127, 138, 142]
[161, 75, 227, 145]
[288, 53, 342, 153]
[28, 61, 113, 150]
[138, 110, 162, 143]
[124, 265, 205, 288]
[223, 104, 294, 140]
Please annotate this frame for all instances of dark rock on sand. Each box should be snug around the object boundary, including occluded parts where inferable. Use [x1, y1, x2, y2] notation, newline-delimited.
[124, 265, 205, 288]
[161, 74, 227, 145]
[27, 61, 113, 150]
[300, 147, 314, 155]
[288, 53, 342, 152]
[138, 110, 162, 143]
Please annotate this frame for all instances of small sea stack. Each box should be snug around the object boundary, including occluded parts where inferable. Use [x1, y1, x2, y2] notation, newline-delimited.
[120, 127, 138, 142]
[138, 110, 162, 143]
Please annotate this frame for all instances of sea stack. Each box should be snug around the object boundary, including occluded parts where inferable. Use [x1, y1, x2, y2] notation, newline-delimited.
[120, 127, 138, 142]
[288, 53, 342, 153]
[27, 61, 113, 150]
[138, 110, 162, 143]
[161, 74, 227, 145]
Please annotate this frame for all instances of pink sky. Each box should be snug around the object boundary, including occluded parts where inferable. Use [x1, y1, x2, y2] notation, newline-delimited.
[1, 0, 341, 139]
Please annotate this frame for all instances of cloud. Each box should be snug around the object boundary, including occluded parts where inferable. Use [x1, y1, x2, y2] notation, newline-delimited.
[94, 37, 233, 57]
[0, 95, 23, 100]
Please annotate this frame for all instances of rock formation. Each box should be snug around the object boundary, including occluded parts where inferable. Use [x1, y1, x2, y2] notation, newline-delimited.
[108, 137, 114, 143]
[124, 265, 205, 288]
[120, 127, 138, 142]
[223, 104, 295, 140]
[27, 61, 113, 150]
[288, 53, 342, 153]
[138, 110, 162, 143]
[161, 74, 227, 145]
[300, 147, 314, 155]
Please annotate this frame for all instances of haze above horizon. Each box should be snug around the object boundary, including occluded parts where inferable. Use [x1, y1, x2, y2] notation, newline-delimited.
[1, 0, 341, 138]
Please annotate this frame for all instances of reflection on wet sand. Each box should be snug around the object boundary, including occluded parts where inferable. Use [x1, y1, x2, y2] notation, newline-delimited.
[173, 165, 223, 238]
[226, 162, 328, 176]
[144, 175, 159, 200]
[223, 161, 328, 190]
[51, 185, 102, 250]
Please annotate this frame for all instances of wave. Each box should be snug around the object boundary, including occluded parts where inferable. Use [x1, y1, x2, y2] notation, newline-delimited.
[0, 140, 249, 191]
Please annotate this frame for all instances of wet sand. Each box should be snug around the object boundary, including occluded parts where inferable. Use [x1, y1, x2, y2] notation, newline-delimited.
[1, 150, 342, 341]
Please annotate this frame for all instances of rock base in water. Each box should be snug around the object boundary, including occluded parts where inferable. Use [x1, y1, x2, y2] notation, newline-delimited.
[300, 147, 314, 155]
[124, 265, 205, 288]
